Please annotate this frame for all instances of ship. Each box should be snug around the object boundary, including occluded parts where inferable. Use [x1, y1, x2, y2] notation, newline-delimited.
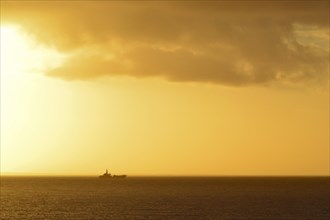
[99, 169, 127, 178]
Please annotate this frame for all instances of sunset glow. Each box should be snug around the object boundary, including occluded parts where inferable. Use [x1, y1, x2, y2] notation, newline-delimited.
[0, 1, 329, 176]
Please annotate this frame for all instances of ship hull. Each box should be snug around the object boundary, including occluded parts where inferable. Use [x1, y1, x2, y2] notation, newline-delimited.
[99, 175, 127, 178]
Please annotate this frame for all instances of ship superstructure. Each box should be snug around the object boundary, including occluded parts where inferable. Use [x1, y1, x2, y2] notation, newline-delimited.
[99, 169, 127, 178]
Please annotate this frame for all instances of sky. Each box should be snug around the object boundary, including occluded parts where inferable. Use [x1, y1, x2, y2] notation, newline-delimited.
[0, 1, 329, 176]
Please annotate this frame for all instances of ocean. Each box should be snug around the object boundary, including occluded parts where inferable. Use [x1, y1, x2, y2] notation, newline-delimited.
[1, 177, 329, 220]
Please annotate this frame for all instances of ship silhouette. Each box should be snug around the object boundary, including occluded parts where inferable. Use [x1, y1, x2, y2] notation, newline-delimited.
[99, 169, 127, 178]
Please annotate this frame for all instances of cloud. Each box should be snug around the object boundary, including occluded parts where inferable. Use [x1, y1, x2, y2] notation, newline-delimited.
[2, 1, 329, 86]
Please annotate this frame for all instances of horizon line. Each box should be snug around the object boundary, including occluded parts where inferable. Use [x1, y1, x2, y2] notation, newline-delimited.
[1, 173, 329, 178]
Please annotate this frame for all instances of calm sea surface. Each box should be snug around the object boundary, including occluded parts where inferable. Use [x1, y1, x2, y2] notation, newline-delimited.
[1, 177, 329, 220]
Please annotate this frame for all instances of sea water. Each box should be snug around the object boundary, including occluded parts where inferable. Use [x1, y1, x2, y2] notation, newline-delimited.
[1, 177, 329, 219]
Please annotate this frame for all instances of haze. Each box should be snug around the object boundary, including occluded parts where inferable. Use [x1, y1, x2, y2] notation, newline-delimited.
[0, 1, 329, 176]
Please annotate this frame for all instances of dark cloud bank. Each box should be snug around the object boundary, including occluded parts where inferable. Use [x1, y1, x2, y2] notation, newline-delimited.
[2, 1, 329, 86]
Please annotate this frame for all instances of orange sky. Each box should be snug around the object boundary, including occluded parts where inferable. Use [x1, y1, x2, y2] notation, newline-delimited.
[0, 1, 329, 176]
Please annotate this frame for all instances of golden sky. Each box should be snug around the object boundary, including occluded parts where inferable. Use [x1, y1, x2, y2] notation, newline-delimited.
[0, 1, 329, 176]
